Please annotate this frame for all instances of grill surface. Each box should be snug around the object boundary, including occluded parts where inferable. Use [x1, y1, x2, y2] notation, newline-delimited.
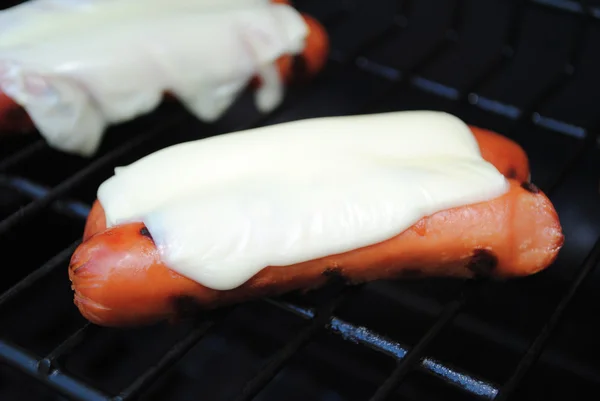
[1, 0, 599, 400]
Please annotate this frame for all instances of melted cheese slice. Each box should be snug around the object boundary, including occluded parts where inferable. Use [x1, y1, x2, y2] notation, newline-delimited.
[0, 0, 308, 156]
[97, 111, 510, 290]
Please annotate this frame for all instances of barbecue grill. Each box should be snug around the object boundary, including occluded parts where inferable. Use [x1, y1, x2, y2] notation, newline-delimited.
[1, 0, 599, 400]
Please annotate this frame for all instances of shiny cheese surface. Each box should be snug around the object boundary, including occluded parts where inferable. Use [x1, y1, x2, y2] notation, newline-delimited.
[97, 111, 510, 290]
[0, 0, 308, 156]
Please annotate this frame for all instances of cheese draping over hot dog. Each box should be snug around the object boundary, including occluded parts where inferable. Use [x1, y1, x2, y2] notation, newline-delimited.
[96, 111, 510, 290]
[0, 0, 308, 156]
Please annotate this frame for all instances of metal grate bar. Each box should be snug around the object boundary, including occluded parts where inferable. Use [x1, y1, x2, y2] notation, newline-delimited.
[506, 0, 527, 55]
[399, 35, 456, 79]
[114, 319, 217, 401]
[361, 0, 463, 112]
[461, 0, 525, 102]
[515, 2, 591, 128]
[368, 297, 466, 401]
[493, 237, 600, 401]
[0, 241, 80, 308]
[517, 71, 573, 127]
[532, 114, 586, 139]
[0, 338, 110, 401]
[232, 289, 355, 401]
[346, 2, 591, 140]
[352, 58, 588, 140]
[346, 26, 400, 66]
[362, 37, 456, 112]
[0, 140, 47, 172]
[345, 2, 596, 140]
[264, 298, 499, 399]
[0, 175, 91, 220]
[543, 130, 599, 196]
[531, 0, 600, 20]
[41, 324, 96, 372]
[564, 0, 591, 70]
[0, 113, 187, 238]
[341, 0, 426, 64]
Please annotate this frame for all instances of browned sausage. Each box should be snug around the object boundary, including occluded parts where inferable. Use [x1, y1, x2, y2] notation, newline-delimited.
[68, 179, 563, 327]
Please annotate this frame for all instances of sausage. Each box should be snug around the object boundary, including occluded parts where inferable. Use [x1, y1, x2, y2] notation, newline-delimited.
[0, 6, 329, 134]
[0, 92, 34, 133]
[69, 129, 549, 327]
[68, 179, 563, 327]
[469, 126, 529, 181]
[80, 125, 531, 241]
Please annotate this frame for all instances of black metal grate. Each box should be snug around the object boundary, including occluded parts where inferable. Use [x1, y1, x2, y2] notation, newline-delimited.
[1, 0, 599, 400]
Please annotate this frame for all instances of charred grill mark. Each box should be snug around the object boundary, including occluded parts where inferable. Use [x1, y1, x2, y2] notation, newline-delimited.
[323, 267, 341, 277]
[140, 226, 154, 241]
[171, 295, 204, 318]
[521, 182, 540, 194]
[466, 249, 498, 278]
[323, 266, 348, 285]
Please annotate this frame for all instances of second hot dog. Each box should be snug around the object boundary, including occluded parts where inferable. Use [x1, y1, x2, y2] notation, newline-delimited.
[0, 10, 328, 134]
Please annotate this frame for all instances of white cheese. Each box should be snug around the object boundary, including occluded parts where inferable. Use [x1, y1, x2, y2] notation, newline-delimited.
[0, 0, 308, 156]
[97, 111, 510, 290]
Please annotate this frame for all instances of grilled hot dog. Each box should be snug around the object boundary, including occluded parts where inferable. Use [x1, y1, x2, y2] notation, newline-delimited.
[68, 127, 561, 327]
[69, 179, 563, 327]
[0, 93, 32, 133]
[0, 4, 329, 135]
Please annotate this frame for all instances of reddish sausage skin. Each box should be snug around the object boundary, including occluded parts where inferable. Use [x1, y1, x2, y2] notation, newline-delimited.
[81, 125, 531, 241]
[469, 126, 529, 181]
[69, 180, 563, 327]
[0, 93, 34, 133]
[0, 8, 329, 134]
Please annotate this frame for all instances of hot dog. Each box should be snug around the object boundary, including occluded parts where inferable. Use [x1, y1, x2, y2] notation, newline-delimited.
[68, 122, 559, 328]
[69, 179, 563, 327]
[0, 11, 328, 133]
[0, 2, 329, 149]
[0, 92, 33, 133]
[81, 125, 531, 241]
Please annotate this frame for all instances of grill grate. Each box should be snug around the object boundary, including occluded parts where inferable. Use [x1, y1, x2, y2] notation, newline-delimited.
[1, 0, 599, 400]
